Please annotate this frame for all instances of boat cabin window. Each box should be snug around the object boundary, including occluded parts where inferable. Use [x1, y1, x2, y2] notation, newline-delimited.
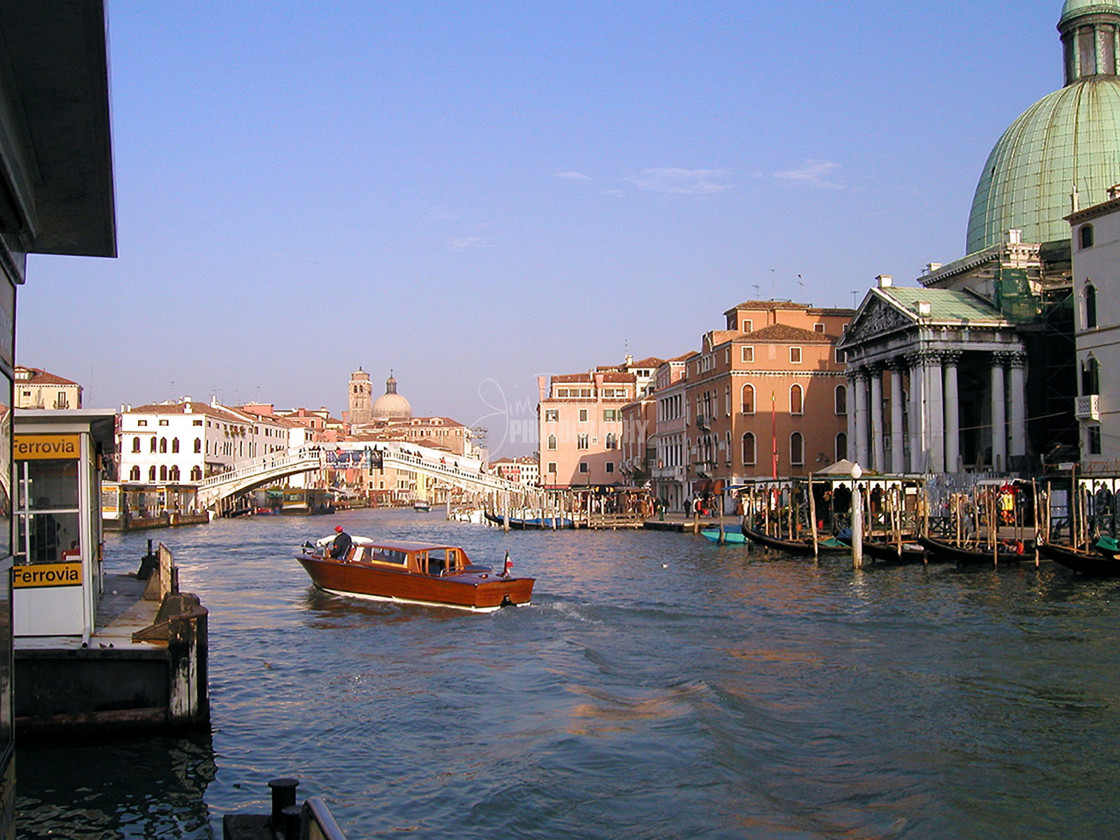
[366, 547, 407, 565]
[423, 548, 461, 576]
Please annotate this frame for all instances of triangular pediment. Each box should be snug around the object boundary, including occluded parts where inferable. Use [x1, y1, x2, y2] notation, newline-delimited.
[838, 291, 916, 349]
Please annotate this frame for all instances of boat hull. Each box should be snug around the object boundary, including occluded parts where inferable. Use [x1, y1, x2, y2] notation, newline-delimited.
[484, 512, 574, 530]
[1039, 542, 1120, 578]
[740, 525, 850, 556]
[700, 528, 748, 545]
[917, 536, 1032, 565]
[861, 539, 927, 565]
[296, 554, 534, 612]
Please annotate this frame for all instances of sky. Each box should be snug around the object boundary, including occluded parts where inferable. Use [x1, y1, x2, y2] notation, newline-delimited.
[18, 0, 1066, 457]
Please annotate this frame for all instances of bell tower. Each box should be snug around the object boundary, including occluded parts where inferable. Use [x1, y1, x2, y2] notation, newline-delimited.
[348, 367, 372, 425]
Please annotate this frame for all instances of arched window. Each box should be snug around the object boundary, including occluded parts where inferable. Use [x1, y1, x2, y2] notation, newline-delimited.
[835, 384, 847, 415]
[150, 437, 157, 453]
[605, 433, 616, 450]
[172, 437, 180, 454]
[741, 432, 756, 465]
[1086, 283, 1098, 329]
[159, 465, 168, 481]
[169, 465, 181, 482]
[836, 432, 848, 462]
[159, 437, 167, 454]
[194, 438, 202, 453]
[190, 466, 203, 481]
[741, 384, 755, 415]
[148, 466, 157, 482]
[1080, 224, 1095, 249]
[129, 465, 141, 481]
[790, 384, 804, 415]
[132, 437, 141, 453]
[547, 434, 557, 451]
[790, 432, 804, 466]
[1082, 355, 1101, 395]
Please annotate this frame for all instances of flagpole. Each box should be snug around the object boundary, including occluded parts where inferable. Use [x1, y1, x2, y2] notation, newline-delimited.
[771, 391, 778, 480]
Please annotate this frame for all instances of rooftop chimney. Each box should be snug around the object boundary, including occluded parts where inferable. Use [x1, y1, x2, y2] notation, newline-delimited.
[876, 274, 893, 288]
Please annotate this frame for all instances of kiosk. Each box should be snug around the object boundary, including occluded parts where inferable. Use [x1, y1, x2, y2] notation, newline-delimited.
[12, 410, 115, 641]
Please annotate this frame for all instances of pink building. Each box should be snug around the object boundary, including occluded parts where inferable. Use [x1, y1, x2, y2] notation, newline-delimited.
[537, 357, 661, 489]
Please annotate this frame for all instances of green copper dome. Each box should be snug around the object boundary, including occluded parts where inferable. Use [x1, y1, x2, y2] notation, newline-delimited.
[966, 1, 1120, 253]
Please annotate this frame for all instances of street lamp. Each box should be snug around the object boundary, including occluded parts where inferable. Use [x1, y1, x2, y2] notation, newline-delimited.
[850, 462, 863, 568]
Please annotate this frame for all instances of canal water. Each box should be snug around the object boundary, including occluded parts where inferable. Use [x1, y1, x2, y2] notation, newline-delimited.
[15, 508, 1120, 839]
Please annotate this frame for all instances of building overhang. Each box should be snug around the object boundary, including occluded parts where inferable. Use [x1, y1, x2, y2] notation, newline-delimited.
[0, 1, 116, 259]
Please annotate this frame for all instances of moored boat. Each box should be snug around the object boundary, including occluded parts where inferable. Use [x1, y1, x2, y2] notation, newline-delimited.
[295, 536, 534, 612]
[700, 527, 748, 545]
[917, 535, 1032, 565]
[484, 511, 575, 530]
[1039, 541, 1120, 578]
[739, 524, 851, 556]
[861, 538, 927, 565]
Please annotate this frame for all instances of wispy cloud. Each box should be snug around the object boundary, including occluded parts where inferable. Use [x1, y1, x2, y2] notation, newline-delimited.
[772, 159, 844, 189]
[555, 170, 592, 182]
[628, 168, 733, 195]
[447, 236, 493, 251]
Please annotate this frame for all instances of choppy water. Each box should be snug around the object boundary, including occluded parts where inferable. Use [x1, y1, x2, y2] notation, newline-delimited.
[15, 509, 1120, 839]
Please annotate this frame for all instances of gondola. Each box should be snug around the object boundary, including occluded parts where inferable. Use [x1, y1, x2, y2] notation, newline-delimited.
[860, 538, 927, 565]
[739, 524, 851, 556]
[917, 535, 1033, 565]
[1039, 542, 1120, 578]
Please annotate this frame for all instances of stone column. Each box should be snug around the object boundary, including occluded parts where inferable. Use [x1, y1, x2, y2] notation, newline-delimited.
[990, 353, 1008, 472]
[943, 351, 962, 473]
[851, 368, 869, 467]
[1009, 352, 1028, 462]
[889, 361, 906, 474]
[906, 352, 925, 473]
[869, 366, 885, 472]
[925, 352, 945, 474]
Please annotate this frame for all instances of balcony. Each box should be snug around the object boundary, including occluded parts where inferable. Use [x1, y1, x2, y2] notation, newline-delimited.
[695, 414, 711, 431]
[1076, 394, 1100, 421]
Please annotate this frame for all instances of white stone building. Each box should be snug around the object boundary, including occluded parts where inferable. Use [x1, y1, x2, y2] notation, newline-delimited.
[118, 397, 304, 484]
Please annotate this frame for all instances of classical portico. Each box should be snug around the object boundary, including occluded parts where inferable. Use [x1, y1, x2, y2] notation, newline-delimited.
[838, 281, 1029, 475]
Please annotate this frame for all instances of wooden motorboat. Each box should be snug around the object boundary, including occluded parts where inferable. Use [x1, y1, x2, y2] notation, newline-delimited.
[740, 524, 851, 556]
[412, 501, 431, 512]
[860, 538, 927, 565]
[700, 527, 748, 545]
[295, 536, 534, 612]
[1039, 541, 1120, 578]
[917, 535, 1032, 565]
[484, 511, 574, 530]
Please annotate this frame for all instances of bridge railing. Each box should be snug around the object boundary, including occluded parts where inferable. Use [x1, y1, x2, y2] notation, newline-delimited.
[381, 450, 524, 494]
[198, 447, 322, 489]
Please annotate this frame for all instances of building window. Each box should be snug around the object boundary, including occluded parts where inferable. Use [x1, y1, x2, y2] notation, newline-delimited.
[814, 323, 825, 333]
[790, 384, 803, 415]
[603, 409, 619, 421]
[172, 438, 180, 454]
[160, 465, 168, 481]
[741, 384, 755, 415]
[741, 346, 754, 363]
[547, 434, 557, 450]
[834, 347, 845, 364]
[741, 432, 756, 465]
[577, 434, 589, 450]
[194, 438, 202, 453]
[137, 420, 147, 426]
[169, 465, 181, 482]
[836, 432, 848, 462]
[130, 465, 141, 481]
[1080, 224, 1095, 249]
[606, 462, 614, 474]
[1089, 425, 1102, 455]
[132, 437, 141, 453]
[579, 462, 589, 473]
[605, 433, 616, 450]
[159, 419, 169, 426]
[150, 437, 157, 453]
[742, 319, 753, 333]
[547, 462, 557, 473]
[790, 432, 804, 466]
[835, 384, 848, 415]
[579, 409, 588, 422]
[1082, 356, 1101, 395]
[790, 347, 802, 364]
[545, 409, 559, 422]
[191, 466, 203, 481]
[149, 466, 157, 482]
[1086, 283, 1098, 329]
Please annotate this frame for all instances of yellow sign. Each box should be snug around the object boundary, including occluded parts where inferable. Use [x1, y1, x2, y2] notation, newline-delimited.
[13, 562, 83, 588]
[14, 434, 80, 460]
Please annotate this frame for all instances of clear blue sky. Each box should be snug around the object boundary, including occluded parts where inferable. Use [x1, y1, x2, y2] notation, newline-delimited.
[19, 1, 1063, 457]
